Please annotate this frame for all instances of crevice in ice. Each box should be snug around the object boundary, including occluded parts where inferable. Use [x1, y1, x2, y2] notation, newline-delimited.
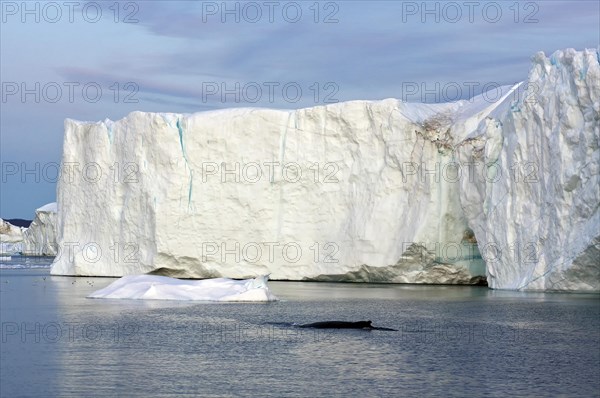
[176, 117, 194, 209]
[104, 119, 114, 144]
[176, 118, 187, 161]
[517, 260, 556, 290]
[516, 237, 600, 291]
[188, 170, 194, 206]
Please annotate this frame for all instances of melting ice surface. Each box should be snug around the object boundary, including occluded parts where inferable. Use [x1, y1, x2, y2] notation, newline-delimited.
[87, 274, 278, 302]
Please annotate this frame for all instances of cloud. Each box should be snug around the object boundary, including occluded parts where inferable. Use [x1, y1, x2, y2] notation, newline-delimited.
[1, 0, 599, 217]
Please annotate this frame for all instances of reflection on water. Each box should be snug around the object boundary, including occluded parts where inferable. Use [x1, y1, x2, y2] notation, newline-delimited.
[1, 269, 599, 397]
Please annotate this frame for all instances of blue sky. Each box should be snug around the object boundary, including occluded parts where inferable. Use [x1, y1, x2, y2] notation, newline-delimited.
[1, 0, 599, 218]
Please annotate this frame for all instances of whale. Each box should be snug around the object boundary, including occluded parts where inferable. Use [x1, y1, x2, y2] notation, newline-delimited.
[298, 320, 397, 331]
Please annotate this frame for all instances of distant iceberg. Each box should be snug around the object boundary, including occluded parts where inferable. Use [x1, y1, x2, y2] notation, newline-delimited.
[0, 218, 25, 255]
[1, 203, 58, 256]
[23, 202, 58, 256]
[88, 274, 278, 302]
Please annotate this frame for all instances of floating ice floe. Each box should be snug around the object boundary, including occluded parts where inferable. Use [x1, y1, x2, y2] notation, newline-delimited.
[87, 274, 278, 302]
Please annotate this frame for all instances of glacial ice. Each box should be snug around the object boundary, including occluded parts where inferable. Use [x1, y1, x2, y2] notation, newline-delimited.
[457, 49, 600, 291]
[0, 219, 25, 255]
[23, 202, 58, 256]
[1, 203, 58, 256]
[50, 49, 599, 291]
[88, 274, 278, 301]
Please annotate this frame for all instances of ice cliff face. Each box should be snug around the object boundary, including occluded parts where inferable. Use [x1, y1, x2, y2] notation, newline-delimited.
[457, 49, 599, 290]
[0, 219, 25, 254]
[50, 49, 599, 291]
[50, 99, 491, 283]
[23, 203, 58, 256]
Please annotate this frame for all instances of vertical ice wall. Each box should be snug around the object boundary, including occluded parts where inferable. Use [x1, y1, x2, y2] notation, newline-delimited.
[50, 49, 599, 291]
[457, 49, 599, 290]
[22, 202, 58, 256]
[50, 101, 492, 283]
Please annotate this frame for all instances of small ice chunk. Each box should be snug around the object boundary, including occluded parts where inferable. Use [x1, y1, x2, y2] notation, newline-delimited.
[87, 274, 278, 302]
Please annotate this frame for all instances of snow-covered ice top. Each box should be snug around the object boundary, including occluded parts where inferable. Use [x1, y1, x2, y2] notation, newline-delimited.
[22, 202, 58, 256]
[36, 202, 57, 213]
[88, 275, 278, 301]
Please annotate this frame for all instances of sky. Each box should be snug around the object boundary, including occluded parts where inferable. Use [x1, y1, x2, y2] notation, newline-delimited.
[1, 0, 599, 218]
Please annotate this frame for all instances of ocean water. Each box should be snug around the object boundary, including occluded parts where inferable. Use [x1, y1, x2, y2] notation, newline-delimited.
[1, 264, 599, 397]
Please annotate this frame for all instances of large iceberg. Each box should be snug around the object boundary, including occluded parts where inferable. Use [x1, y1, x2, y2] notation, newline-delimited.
[22, 202, 58, 256]
[50, 49, 599, 291]
[50, 93, 504, 283]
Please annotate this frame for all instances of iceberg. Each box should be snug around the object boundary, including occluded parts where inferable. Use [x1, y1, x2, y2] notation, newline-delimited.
[0, 219, 25, 255]
[22, 202, 58, 256]
[457, 49, 600, 291]
[50, 98, 497, 283]
[50, 48, 599, 291]
[1, 203, 58, 256]
[88, 274, 278, 301]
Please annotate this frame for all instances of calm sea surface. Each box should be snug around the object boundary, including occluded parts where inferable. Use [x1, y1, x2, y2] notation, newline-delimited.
[1, 257, 599, 397]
